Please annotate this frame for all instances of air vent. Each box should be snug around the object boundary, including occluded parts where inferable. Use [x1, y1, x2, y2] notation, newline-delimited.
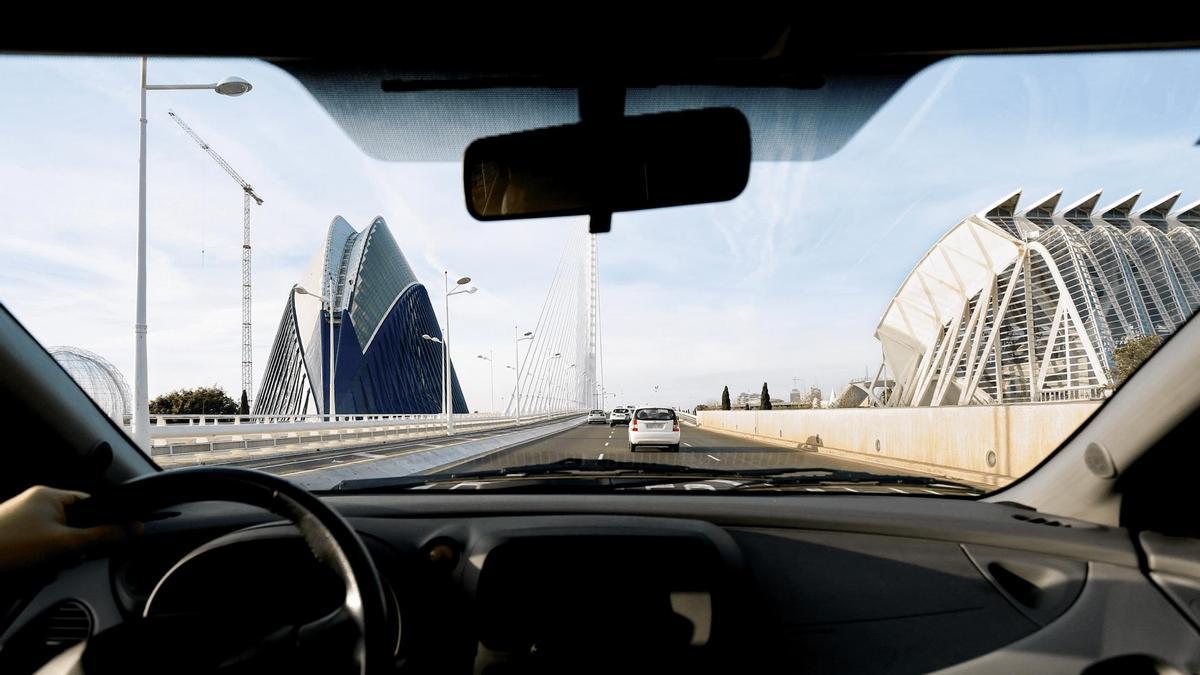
[41, 600, 93, 648]
[1012, 513, 1071, 528]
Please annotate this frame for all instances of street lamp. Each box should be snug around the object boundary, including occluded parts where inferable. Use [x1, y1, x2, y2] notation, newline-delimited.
[417, 333, 446, 420]
[131, 58, 254, 450]
[421, 335, 446, 422]
[546, 353, 562, 418]
[514, 328, 534, 422]
[294, 283, 337, 420]
[443, 272, 477, 434]
[566, 363, 577, 409]
[477, 352, 494, 413]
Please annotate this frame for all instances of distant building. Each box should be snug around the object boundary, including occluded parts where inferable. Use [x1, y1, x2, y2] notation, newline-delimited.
[789, 388, 804, 404]
[256, 216, 467, 415]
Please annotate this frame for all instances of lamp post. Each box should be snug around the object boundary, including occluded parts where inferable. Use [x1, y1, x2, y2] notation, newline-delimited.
[505, 363, 517, 413]
[566, 363, 577, 410]
[546, 353, 562, 419]
[514, 328, 533, 422]
[421, 334, 446, 429]
[131, 57, 253, 451]
[293, 283, 336, 420]
[477, 352, 494, 413]
[443, 272, 477, 434]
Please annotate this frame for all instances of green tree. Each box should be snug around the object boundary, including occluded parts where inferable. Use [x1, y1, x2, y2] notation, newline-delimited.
[239, 390, 250, 415]
[760, 382, 772, 410]
[1113, 335, 1163, 385]
[720, 386, 731, 410]
[149, 385, 238, 415]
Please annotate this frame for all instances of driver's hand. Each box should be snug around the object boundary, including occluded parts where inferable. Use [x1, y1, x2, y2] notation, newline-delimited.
[0, 486, 140, 574]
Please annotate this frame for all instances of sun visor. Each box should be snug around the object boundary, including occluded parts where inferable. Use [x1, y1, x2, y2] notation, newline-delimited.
[277, 64, 921, 162]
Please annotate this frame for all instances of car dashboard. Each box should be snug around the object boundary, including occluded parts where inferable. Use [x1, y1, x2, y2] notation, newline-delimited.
[2, 493, 1198, 674]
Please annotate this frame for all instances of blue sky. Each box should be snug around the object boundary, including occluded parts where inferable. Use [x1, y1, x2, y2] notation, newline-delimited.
[1, 50, 1198, 409]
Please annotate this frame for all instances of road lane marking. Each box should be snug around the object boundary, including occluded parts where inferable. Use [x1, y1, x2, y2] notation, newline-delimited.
[706, 454, 721, 462]
[887, 487, 907, 494]
[683, 442, 692, 447]
[598, 453, 605, 460]
[604, 442, 610, 446]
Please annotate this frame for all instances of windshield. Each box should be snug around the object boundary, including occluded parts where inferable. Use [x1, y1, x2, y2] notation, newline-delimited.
[3, 50, 1198, 496]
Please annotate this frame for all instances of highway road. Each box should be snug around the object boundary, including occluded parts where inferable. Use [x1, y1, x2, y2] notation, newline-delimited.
[193, 423, 559, 479]
[434, 420, 928, 476]
[221, 417, 965, 490]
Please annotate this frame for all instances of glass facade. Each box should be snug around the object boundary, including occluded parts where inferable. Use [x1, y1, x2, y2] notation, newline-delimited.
[348, 218, 418, 352]
[253, 217, 468, 416]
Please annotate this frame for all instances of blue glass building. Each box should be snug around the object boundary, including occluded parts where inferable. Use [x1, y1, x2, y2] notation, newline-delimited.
[255, 216, 467, 415]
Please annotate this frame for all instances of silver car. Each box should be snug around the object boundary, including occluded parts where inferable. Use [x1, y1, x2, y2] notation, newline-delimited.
[586, 409, 607, 424]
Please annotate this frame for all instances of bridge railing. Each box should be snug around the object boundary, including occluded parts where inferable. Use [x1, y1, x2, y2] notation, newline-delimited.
[151, 412, 494, 427]
[143, 410, 588, 456]
[674, 409, 698, 425]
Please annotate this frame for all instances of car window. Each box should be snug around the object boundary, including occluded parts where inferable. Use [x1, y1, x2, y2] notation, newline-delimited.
[2, 50, 1197, 495]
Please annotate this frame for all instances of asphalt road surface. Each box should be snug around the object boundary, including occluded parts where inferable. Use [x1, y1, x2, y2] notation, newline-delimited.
[434, 420, 929, 477]
[215, 424, 554, 478]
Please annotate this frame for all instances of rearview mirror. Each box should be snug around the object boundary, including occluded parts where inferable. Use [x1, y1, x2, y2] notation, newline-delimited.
[463, 107, 751, 222]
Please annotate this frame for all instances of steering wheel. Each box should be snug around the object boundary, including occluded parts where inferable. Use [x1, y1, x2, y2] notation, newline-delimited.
[39, 467, 392, 674]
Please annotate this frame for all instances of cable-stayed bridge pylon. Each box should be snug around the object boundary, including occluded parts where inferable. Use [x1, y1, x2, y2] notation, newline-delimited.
[506, 230, 602, 416]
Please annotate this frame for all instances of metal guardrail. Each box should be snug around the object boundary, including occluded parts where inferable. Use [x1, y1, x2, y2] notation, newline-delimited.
[140, 410, 588, 456]
[151, 412, 468, 427]
[674, 410, 698, 425]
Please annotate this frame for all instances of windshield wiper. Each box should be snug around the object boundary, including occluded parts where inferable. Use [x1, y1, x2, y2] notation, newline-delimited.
[716, 470, 981, 493]
[330, 458, 717, 492]
[330, 458, 982, 494]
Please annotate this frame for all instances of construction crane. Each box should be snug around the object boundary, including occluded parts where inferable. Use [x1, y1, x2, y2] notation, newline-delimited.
[167, 110, 263, 410]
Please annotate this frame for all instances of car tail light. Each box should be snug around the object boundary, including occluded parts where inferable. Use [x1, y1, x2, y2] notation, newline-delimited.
[631, 420, 638, 431]
[673, 420, 680, 432]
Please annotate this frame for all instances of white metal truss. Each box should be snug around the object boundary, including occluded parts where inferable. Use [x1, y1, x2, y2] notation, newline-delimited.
[877, 189, 1198, 407]
[168, 111, 263, 407]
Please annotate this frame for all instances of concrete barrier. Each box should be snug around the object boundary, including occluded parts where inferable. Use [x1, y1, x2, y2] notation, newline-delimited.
[697, 402, 1102, 486]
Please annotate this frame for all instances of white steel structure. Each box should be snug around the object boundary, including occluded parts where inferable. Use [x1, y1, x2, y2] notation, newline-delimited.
[505, 231, 601, 416]
[49, 346, 132, 423]
[876, 190, 1200, 407]
[167, 110, 263, 408]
